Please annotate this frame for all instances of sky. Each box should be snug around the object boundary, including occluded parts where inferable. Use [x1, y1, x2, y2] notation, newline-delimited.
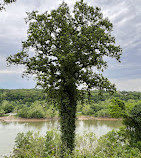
[0, 0, 140, 91]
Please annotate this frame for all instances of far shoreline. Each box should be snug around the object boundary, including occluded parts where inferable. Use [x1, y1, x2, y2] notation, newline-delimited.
[0, 115, 122, 122]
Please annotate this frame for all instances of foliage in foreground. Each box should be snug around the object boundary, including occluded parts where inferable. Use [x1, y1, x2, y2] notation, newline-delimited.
[124, 103, 141, 150]
[5, 128, 141, 158]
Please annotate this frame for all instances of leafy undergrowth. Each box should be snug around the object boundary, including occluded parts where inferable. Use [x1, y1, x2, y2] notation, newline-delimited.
[5, 127, 141, 158]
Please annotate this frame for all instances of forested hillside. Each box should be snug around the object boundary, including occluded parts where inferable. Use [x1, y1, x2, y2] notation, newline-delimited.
[0, 89, 141, 103]
[0, 89, 141, 118]
[0, 89, 46, 103]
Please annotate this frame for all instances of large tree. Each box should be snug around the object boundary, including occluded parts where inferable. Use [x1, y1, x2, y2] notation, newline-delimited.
[7, 0, 122, 154]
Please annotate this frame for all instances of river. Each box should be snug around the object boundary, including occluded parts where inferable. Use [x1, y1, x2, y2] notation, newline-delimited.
[0, 119, 122, 157]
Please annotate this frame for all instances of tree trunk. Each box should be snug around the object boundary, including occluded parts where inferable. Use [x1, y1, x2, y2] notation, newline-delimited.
[59, 84, 77, 156]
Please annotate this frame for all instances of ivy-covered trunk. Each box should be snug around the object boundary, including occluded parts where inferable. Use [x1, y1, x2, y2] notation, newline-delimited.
[59, 83, 77, 155]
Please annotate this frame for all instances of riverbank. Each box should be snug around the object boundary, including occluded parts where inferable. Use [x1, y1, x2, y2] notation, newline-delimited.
[77, 115, 122, 121]
[0, 115, 122, 122]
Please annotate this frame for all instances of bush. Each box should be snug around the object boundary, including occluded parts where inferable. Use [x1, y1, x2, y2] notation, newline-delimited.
[45, 130, 61, 156]
[108, 98, 125, 118]
[124, 103, 141, 149]
[94, 127, 141, 158]
[7, 128, 141, 158]
[17, 102, 46, 119]
[3, 104, 14, 113]
[81, 104, 94, 115]
[91, 102, 106, 114]
[18, 107, 29, 118]
[28, 106, 45, 118]
[0, 109, 5, 116]
[96, 109, 110, 118]
[12, 131, 46, 158]
[1, 100, 14, 113]
[45, 104, 58, 118]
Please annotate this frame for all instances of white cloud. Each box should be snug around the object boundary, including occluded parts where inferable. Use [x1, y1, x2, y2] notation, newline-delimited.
[0, 69, 23, 74]
[111, 79, 141, 91]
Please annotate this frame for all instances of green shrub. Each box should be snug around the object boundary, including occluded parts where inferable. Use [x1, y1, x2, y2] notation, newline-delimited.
[94, 127, 141, 158]
[18, 107, 29, 118]
[28, 106, 45, 118]
[17, 102, 46, 119]
[7, 128, 141, 158]
[91, 103, 106, 113]
[124, 103, 141, 149]
[81, 104, 93, 115]
[0, 109, 5, 116]
[108, 98, 125, 118]
[1, 100, 14, 113]
[96, 109, 110, 118]
[45, 104, 58, 118]
[12, 131, 46, 158]
[45, 130, 61, 156]
[3, 104, 14, 113]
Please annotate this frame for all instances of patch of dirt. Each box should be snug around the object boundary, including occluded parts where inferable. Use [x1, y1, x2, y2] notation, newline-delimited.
[0, 115, 121, 122]
[0, 115, 58, 122]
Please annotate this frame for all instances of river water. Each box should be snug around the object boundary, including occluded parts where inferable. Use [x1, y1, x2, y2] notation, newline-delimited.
[0, 119, 122, 157]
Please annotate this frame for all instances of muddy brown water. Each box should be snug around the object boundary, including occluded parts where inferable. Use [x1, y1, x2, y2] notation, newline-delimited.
[0, 119, 122, 157]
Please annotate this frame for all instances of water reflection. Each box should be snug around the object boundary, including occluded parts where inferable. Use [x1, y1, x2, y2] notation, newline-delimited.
[77, 120, 122, 128]
[76, 120, 122, 137]
[0, 120, 122, 157]
[21, 121, 58, 130]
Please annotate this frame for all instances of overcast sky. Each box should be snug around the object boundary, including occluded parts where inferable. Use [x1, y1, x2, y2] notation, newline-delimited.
[0, 0, 140, 91]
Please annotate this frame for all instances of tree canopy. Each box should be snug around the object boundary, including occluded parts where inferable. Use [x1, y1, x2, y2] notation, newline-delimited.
[7, 0, 122, 154]
[7, 1, 121, 96]
[0, 0, 16, 11]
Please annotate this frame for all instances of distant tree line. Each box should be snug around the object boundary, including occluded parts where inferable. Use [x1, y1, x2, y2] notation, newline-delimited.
[0, 89, 141, 103]
[0, 89, 141, 119]
[0, 89, 46, 103]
